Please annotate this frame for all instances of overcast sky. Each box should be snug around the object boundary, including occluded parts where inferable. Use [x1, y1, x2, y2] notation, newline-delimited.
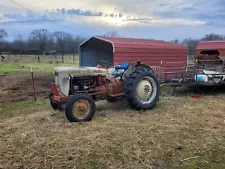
[0, 0, 225, 41]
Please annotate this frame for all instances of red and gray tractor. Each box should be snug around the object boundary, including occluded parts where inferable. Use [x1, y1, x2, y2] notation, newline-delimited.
[49, 60, 160, 122]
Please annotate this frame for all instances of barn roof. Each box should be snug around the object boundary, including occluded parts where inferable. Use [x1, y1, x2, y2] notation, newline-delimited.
[79, 36, 187, 53]
[197, 41, 225, 50]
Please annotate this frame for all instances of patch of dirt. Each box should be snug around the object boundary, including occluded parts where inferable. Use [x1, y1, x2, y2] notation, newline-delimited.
[0, 72, 53, 103]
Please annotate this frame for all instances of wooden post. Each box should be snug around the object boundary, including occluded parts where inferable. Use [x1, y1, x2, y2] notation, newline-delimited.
[31, 67, 37, 100]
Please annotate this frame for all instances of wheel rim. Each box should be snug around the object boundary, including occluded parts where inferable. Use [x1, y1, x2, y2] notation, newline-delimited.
[136, 76, 157, 104]
[72, 100, 90, 120]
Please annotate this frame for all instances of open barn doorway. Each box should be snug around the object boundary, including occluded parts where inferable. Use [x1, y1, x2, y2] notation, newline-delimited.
[200, 50, 220, 56]
[79, 37, 114, 67]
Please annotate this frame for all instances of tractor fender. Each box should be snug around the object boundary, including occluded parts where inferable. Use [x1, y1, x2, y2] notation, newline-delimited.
[122, 63, 155, 80]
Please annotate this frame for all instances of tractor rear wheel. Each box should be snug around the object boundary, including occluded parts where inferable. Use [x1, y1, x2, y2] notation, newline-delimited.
[65, 94, 96, 122]
[124, 68, 160, 110]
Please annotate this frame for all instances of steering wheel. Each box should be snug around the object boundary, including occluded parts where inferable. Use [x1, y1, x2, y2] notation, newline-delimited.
[98, 60, 114, 69]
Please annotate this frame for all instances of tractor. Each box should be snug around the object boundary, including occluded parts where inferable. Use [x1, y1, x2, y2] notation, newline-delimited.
[49, 60, 160, 122]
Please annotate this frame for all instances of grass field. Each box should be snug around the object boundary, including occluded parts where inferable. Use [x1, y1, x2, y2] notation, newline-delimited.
[0, 62, 76, 73]
[0, 100, 49, 118]
[0, 92, 225, 169]
[0, 58, 225, 169]
[0, 54, 79, 74]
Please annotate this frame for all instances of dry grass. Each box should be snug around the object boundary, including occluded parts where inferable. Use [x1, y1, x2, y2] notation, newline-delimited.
[0, 95, 225, 169]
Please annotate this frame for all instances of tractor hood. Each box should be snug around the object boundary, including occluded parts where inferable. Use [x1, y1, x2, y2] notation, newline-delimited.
[53, 66, 107, 77]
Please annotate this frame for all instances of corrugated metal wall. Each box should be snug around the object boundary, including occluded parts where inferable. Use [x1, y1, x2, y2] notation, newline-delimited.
[108, 39, 188, 74]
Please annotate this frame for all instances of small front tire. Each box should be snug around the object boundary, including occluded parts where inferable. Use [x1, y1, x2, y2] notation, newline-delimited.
[65, 94, 96, 122]
[50, 95, 65, 111]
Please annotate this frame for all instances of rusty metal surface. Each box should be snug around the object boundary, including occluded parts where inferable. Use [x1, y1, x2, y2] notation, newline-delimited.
[108, 80, 124, 96]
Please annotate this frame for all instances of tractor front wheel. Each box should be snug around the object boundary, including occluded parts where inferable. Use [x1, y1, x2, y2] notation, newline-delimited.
[50, 98, 58, 110]
[124, 68, 160, 110]
[65, 94, 96, 122]
[50, 96, 64, 111]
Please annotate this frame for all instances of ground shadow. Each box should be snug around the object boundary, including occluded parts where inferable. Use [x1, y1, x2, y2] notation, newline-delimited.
[163, 84, 225, 97]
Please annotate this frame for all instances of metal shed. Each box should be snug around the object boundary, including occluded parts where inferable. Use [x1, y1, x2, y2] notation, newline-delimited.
[196, 41, 225, 58]
[79, 36, 188, 75]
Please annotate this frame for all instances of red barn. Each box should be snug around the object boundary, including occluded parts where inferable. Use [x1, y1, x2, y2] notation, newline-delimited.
[79, 36, 188, 78]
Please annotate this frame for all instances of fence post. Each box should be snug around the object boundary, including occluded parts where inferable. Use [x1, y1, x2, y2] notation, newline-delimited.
[30, 67, 37, 101]
[160, 60, 163, 80]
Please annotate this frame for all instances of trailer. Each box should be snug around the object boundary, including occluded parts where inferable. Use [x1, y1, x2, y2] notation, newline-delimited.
[162, 40, 225, 94]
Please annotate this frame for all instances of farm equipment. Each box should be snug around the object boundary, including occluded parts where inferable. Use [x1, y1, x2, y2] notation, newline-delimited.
[49, 60, 160, 122]
[163, 52, 225, 95]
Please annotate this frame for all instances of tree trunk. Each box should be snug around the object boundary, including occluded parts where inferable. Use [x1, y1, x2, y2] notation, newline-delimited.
[73, 52, 75, 63]
[55, 53, 57, 63]
[61, 52, 64, 63]
[37, 54, 40, 62]
[15, 53, 17, 62]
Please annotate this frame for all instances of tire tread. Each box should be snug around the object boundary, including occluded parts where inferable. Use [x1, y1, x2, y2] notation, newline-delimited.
[124, 68, 160, 110]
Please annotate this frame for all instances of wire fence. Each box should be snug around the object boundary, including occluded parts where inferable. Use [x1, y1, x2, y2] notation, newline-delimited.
[1, 52, 79, 65]
[1, 52, 194, 79]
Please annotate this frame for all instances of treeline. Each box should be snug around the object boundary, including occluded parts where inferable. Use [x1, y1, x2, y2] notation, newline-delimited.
[1, 28, 225, 61]
[171, 33, 225, 55]
[0, 28, 86, 63]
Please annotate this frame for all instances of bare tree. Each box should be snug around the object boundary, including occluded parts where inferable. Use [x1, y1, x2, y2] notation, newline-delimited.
[68, 36, 86, 63]
[54, 31, 71, 63]
[201, 33, 224, 41]
[0, 29, 7, 40]
[170, 39, 180, 44]
[16, 34, 23, 59]
[104, 31, 120, 37]
[181, 38, 200, 55]
[30, 29, 50, 62]
[0, 29, 7, 61]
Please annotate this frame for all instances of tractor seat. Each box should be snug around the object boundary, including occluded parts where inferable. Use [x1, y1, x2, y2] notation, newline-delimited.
[111, 71, 123, 76]
[112, 62, 130, 76]
[115, 62, 130, 70]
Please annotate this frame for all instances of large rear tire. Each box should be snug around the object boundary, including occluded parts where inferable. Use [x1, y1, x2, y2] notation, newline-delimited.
[65, 94, 96, 122]
[124, 68, 160, 110]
